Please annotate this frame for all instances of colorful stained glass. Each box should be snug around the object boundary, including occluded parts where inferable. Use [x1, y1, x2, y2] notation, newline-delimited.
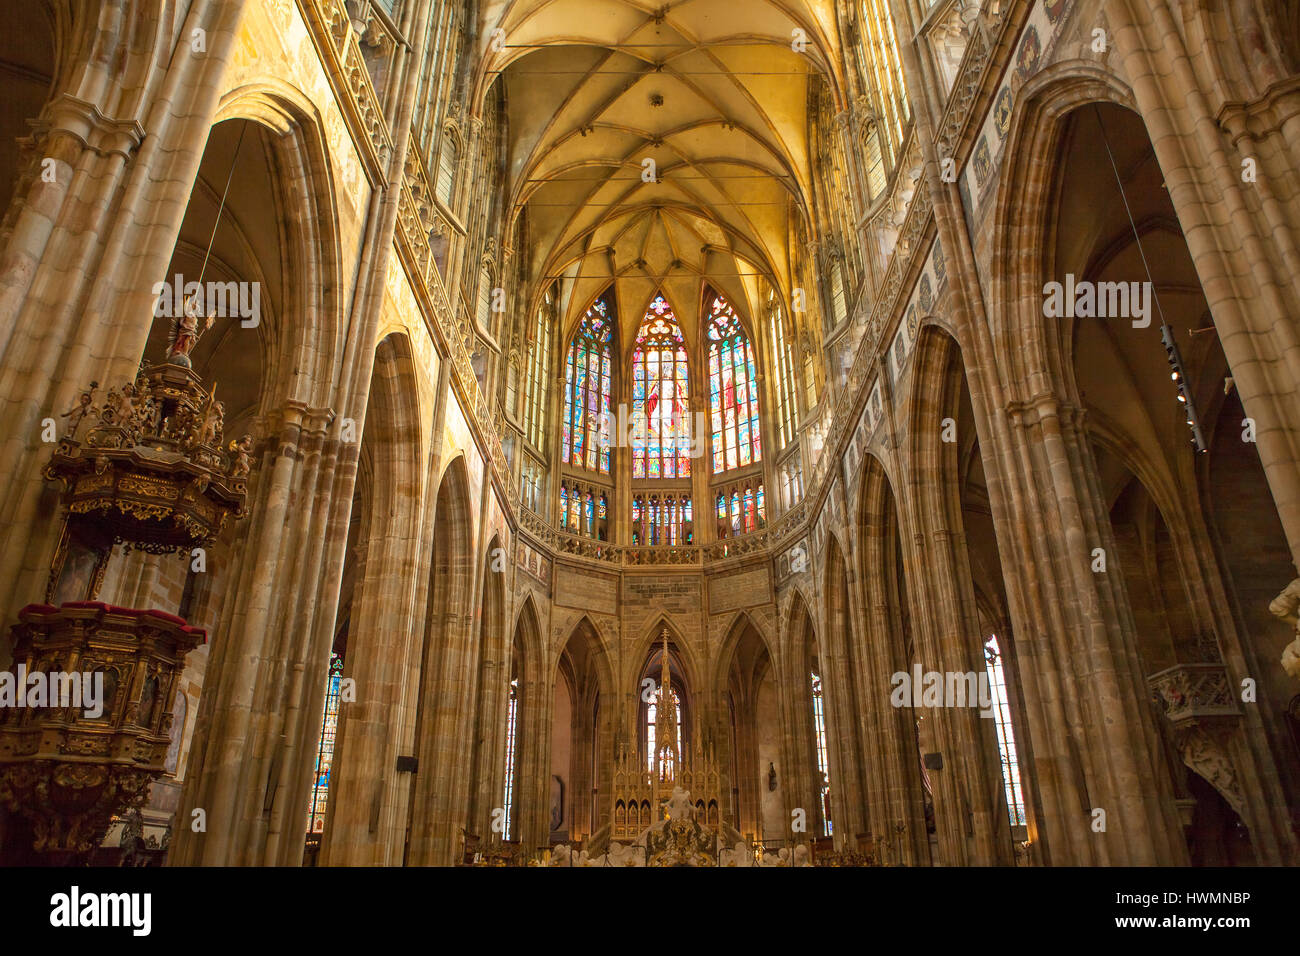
[984, 635, 1027, 828]
[308, 654, 345, 834]
[502, 677, 518, 840]
[632, 494, 693, 546]
[716, 483, 766, 537]
[706, 291, 762, 474]
[632, 294, 691, 479]
[563, 295, 613, 474]
[811, 670, 832, 837]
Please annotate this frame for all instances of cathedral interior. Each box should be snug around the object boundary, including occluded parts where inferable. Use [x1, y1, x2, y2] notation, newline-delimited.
[0, 0, 1299, 869]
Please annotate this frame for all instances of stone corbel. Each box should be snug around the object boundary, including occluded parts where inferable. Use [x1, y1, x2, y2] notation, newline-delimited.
[1175, 725, 1247, 822]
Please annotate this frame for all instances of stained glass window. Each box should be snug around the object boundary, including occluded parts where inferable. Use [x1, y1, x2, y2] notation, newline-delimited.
[521, 457, 543, 512]
[502, 677, 519, 840]
[308, 654, 344, 834]
[784, 464, 804, 508]
[715, 483, 766, 537]
[477, 267, 493, 335]
[802, 349, 818, 412]
[860, 0, 910, 158]
[631, 494, 693, 546]
[562, 295, 613, 473]
[830, 260, 847, 329]
[632, 294, 691, 479]
[559, 482, 606, 540]
[811, 670, 832, 837]
[523, 291, 553, 451]
[984, 635, 1027, 828]
[436, 131, 458, 206]
[768, 299, 798, 448]
[865, 122, 886, 199]
[706, 291, 762, 473]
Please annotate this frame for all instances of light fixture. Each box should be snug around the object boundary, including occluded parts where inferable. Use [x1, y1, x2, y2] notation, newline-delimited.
[1096, 104, 1207, 455]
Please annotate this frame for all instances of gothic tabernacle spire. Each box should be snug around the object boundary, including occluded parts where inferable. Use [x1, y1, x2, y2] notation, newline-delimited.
[656, 626, 677, 779]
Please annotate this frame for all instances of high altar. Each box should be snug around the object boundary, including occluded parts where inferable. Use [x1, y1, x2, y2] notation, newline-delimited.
[545, 628, 763, 865]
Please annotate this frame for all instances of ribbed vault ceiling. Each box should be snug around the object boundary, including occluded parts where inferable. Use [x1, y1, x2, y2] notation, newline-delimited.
[478, 0, 848, 342]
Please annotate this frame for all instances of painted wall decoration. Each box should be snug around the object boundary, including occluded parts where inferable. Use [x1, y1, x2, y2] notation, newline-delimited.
[888, 236, 948, 382]
[961, 0, 1075, 219]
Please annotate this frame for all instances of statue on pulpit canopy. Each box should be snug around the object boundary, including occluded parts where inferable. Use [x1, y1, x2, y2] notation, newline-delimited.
[167, 294, 214, 366]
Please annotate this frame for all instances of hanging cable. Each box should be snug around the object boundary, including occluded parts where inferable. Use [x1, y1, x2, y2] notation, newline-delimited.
[197, 122, 248, 288]
[1092, 104, 1205, 453]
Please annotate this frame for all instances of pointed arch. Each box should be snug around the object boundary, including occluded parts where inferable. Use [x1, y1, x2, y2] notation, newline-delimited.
[716, 609, 778, 839]
[635, 617, 698, 777]
[206, 86, 346, 410]
[855, 450, 931, 863]
[786, 587, 834, 840]
[714, 610, 776, 694]
[705, 285, 763, 473]
[562, 288, 615, 473]
[821, 534, 867, 841]
[504, 594, 546, 848]
[907, 324, 967, 530]
[406, 454, 475, 865]
[631, 292, 691, 479]
[553, 614, 616, 843]
[986, 64, 1136, 396]
[631, 615, 700, 695]
[466, 533, 509, 844]
[318, 332, 424, 865]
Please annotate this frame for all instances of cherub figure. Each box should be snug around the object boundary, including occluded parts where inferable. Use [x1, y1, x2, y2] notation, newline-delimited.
[136, 391, 158, 435]
[117, 380, 137, 427]
[199, 399, 224, 447]
[131, 373, 156, 431]
[228, 434, 254, 478]
[59, 382, 99, 440]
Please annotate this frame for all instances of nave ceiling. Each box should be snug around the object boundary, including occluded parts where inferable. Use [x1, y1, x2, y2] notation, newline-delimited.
[475, 0, 852, 341]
